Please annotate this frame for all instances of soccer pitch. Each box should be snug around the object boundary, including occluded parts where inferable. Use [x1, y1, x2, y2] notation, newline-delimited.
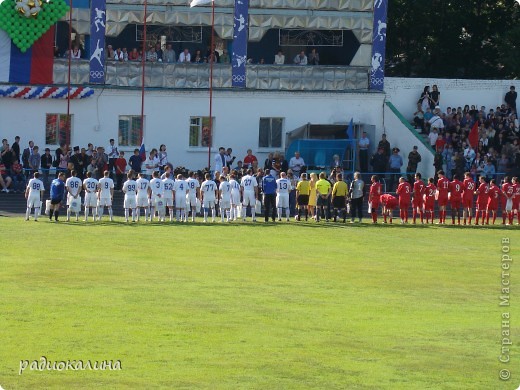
[0, 217, 518, 389]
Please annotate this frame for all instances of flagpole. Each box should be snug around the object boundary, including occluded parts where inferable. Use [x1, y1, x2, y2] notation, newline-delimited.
[66, 0, 73, 147]
[207, 0, 215, 170]
[140, 0, 148, 144]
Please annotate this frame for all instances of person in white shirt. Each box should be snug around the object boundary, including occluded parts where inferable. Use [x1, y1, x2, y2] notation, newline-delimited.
[219, 175, 232, 222]
[122, 171, 138, 222]
[358, 131, 370, 172]
[65, 170, 83, 222]
[83, 172, 99, 221]
[274, 50, 285, 65]
[240, 168, 258, 221]
[214, 147, 226, 174]
[149, 171, 165, 222]
[98, 170, 115, 221]
[428, 127, 439, 148]
[288, 151, 305, 178]
[143, 149, 159, 179]
[107, 138, 119, 178]
[293, 51, 307, 65]
[162, 172, 175, 222]
[178, 48, 191, 63]
[185, 171, 200, 222]
[173, 174, 188, 222]
[229, 173, 241, 221]
[25, 172, 44, 221]
[136, 172, 151, 221]
[200, 173, 218, 222]
[276, 172, 291, 221]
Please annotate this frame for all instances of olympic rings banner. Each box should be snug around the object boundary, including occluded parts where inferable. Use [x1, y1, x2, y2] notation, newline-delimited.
[89, 0, 106, 84]
[369, 0, 388, 91]
[231, 0, 249, 88]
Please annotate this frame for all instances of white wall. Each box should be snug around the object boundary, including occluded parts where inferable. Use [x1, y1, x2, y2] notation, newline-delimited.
[0, 89, 385, 170]
[383, 104, 434, 179]
[385, 77, 520, 121]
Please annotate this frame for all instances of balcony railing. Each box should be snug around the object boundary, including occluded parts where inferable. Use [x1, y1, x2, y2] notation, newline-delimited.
[53, 59, 370, 91]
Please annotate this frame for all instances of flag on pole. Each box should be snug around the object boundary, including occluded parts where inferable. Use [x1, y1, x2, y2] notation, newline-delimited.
[139, 141, 146, 161]
[468, 120, 479, 149]
[346, 118, 354, 139]
[190, 0, 212, 7]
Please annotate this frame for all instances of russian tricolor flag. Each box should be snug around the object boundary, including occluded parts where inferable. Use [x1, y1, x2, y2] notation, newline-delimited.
[0, 26, 55, 84]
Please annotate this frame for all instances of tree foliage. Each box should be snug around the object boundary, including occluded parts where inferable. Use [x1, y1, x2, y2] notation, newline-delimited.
[386, 0, 520, 78]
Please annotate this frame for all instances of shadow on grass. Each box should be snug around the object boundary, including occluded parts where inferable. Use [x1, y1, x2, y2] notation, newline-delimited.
[23, 216, 517, 232]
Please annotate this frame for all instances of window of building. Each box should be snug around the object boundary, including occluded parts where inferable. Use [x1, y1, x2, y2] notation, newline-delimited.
[189, 116, 213, 147]
[118, 115, 142, 146]
[45, 114, 72, 146]
[259, 117, 283, 148]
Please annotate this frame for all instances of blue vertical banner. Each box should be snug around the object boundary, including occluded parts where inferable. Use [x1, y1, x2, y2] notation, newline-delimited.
[370, 0, 388, 91]
[89, 0, 106, 84]
[231, 0, 249, 88]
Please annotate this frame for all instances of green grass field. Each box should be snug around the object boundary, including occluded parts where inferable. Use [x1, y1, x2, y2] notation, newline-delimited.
[0, 216, 518, 389]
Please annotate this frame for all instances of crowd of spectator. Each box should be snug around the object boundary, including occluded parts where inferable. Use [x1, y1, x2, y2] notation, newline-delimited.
[412, 85, 519, 181]
[59, 41, 322, 66]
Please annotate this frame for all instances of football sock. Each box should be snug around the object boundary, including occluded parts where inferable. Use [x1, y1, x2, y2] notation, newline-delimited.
[54, 211, 59, 221]
[204, 208, 208, 220]
[34, 208, 40, 220]
[277, 208, 282, 220]
[108, 207, 113, 219]
[144, 208, 149, 220]
[26, 207, 30, 220]
[176, 209, 181, 221]
[285, 208, 290, 220]
[49, 210, 53, 220]
[125, 209, 129, 220]
[211, 208, 216, 220]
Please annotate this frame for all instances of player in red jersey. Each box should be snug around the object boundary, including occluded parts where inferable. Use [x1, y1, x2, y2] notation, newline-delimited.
[368, 175, 382, 223]
[449, 174, 464, 225]
[501, 176, 514, 225]
[512, 177, 520, 225]
[436, 170, 450, 224]
[462, 172, 475, 225]
[474, 176, 489, 225]
[423, 178, 436, 224]
[412, 172, 425, 224]
[380, 193, 397, 224]
[396, 177, 412, 223]
[486, 179, 502, 225]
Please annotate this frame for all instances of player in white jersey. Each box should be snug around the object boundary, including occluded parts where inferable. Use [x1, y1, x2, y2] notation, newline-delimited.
[240, 168, 258, 222]
[65, 170, 83, 222]
[276, 172, 291, 221]
[219, 175, 232, 222]
[135, 173, 151, 221]
[82, 172, 99, 221]
[149, 171, 165, 221]
[173, 174, 188, 222]
[229, 173, 241, 221]
[200, 173, 218, 222]
[98, 170, 115, 221]
[122, 170, 138, 222]
[185, 171, 200, 222]
[162, 172, 175, 221]
[25, 172, 45, 221]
